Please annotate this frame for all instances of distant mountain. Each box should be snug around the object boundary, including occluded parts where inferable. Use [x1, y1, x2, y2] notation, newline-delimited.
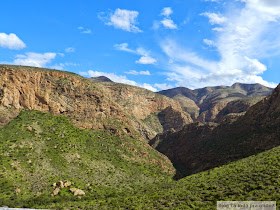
[158, 83, 273, 122]
[150, 84, 280, 177]
[89, 76, 112, 83]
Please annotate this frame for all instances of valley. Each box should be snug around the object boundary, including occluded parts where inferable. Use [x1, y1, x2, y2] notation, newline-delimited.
[0, 65, 279, 209]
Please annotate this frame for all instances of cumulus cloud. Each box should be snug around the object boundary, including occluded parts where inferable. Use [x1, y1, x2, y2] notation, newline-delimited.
[161, 7, 173, 17]
[158, 7, 177, 30]
[136, 56, 157, 64]
[101, 8, 142, 33]
[125, 70, 151, 75]
[161, 18, 178, 29]
[201, 12, 227, 25]
[0, 33, 26, 50]
[65, 47, 75, 53]
[79, 70, 157, 91]
[13, 52, 56, 67]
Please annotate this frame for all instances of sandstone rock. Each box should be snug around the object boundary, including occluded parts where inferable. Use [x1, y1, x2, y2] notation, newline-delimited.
[53, 188, 60, 196]
[69, 188, 85, 196]
[56, 181, 64, 188]
[69, 187, 77, 193]
[26, 126, 32, 131]
[15, 188, 21, 195]
[64, 181, 71, 187]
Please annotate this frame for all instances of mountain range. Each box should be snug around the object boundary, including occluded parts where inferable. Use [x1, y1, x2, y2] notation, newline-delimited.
[0, 64, 279, 209]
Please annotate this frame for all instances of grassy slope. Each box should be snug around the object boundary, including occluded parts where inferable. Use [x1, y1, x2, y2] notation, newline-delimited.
[98, 146, 280, 209]
[0, 110, 174, 209]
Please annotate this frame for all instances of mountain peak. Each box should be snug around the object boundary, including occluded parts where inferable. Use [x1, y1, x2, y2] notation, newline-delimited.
[89, 76, 112, 83]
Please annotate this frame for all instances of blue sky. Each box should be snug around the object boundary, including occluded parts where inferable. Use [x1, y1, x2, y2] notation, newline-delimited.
[0, 0, 279, 91]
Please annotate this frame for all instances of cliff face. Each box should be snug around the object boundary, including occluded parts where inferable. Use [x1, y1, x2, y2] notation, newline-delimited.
[150, 84, 280, 176]
[0, 65, 139, 136]
[91, 81, 193, 139]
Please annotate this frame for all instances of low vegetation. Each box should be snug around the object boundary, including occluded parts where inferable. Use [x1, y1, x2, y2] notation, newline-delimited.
[0, 110, 280, 209]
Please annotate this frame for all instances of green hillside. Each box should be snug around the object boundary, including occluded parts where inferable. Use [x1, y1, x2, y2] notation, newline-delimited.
[0, 110, 174, 209]
[1, 110, 280, 209]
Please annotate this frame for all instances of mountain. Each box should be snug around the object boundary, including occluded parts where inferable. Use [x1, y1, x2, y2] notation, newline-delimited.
[0, 65, 175, 140]
[150, 84, 280, 177]
[0, 64, 279, 209]
[90, 80, 193, 139]
[88, 76, 112, 83]
[158, 83, 273, 123]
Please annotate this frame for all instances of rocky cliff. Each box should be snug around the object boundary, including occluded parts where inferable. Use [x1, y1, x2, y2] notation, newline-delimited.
[0, 65, 143, 138]
[91, 81, 193, 139]
[150, 84, 280, 177]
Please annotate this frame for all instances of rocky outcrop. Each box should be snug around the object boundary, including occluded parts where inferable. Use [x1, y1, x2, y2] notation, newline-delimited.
[215, 96, 264, 123]
[150, 84, 280, 177]
[196, 101, 228, 123]
[158, 106, 193, 131]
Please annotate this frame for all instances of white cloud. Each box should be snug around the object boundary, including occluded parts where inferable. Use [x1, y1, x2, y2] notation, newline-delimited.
[58, 53, 65, 57]
[79, 70, 157, 91]
[154, 83, 174, 90]
[136, 56, 157, 64]
[114, 43, 157, 64]
[114, 43, 135, 53]
[125, 70, 151, 75]
[203, 39, 215, 46]
[78, 26, 92, 34]
[158, 7, 177, 30]
[65, 47, 75, 53]
[158, 1, 280, 89]
[51, 62, 77, 70]
[212, 27, 224, 32]
[13, 52, 56, 67]
[104, 8, 142, 33]
[161, 18, 178, 29]
[141, 83, 157, 92]
[161, 7, 173, 17]
[82, 29, 92, 34]
[0, 33, 26, 50]
[201, 12, 227, 25]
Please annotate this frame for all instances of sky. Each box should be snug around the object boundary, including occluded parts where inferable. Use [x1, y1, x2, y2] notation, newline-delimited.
[0, 0, 279, 91]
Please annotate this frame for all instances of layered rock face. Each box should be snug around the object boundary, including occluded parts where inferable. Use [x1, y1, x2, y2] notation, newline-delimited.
[91, 81, 193, 138]
[150, 84, 280, 177]
[158, 83, 273, 123]
[0, 65, 137, 134]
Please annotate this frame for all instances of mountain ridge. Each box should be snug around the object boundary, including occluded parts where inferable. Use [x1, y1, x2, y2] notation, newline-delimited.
[158, 82, 273, 123]
[150, 84, 280, 177]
